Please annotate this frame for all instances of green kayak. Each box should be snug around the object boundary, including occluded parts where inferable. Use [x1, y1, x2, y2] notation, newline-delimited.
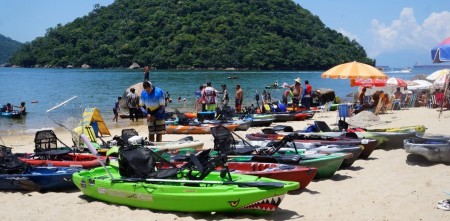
[73, 165, 298, 214]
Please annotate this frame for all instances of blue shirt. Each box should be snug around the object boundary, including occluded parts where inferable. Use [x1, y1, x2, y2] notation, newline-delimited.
[140, 87, 166, 119]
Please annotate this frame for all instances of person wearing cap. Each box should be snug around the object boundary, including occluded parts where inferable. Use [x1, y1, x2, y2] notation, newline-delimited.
[302, 80, 312, 110]
[235, 84, 243, 113]
[219, 84, 229, 106]
[201, 81, 218, 111]
[290, 77, 303, 111]
[139, 81, 166, 142]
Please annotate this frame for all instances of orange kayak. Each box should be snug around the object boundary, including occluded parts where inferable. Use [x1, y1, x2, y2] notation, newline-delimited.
[166, 124, 239, 134]
[184, 112, 197, 119]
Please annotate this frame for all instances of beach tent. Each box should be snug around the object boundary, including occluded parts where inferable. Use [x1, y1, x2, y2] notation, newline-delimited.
[79, 108, 111, 136]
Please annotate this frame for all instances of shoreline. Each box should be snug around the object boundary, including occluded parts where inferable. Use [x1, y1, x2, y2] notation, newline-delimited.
[0, 108, 449, 220]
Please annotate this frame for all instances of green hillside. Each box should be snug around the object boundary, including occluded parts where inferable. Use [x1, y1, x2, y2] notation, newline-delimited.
[0, 34, 22, 64]
[10, 0, 374, 69]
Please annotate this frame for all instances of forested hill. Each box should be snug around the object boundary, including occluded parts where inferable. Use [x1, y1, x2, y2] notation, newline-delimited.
[10, 0, 374, 70]
[0, 34, 22, 64]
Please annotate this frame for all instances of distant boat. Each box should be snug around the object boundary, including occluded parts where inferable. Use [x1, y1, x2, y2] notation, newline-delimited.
[227, 76, 238, 79]
[385, 68, 412, 74]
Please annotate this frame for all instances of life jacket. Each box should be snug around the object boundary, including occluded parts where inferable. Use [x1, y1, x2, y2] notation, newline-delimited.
[306, 84, 312, 94]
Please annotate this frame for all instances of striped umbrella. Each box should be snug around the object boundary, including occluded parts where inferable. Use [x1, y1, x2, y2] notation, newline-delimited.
[431, 37, 450, 63]
[386, 77, 407, 87]
[321, 61, 388, 80]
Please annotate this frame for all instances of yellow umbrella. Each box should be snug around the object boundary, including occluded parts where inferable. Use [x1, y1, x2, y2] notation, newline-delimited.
[321, 61, 388, 80]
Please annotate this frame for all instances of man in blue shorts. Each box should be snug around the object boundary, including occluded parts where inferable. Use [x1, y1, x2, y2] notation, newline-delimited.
[139, 81, 166, 142]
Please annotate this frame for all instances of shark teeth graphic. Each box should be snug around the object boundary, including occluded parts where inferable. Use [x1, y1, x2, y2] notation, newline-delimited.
[240, 194, 285, 212]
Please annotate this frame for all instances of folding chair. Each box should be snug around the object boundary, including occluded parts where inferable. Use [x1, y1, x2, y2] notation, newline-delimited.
[428, 94, 436, 108]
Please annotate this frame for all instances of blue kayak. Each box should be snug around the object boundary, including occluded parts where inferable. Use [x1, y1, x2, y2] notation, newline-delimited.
[0, 166, 82, 191]
[1, 110, 21, 118]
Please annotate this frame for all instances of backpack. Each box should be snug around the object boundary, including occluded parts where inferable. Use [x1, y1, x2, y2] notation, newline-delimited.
[0, 145, 31, 174]
[118, 145, 179, 179]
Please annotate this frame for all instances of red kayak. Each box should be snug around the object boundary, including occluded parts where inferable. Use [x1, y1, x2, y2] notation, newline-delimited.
[294, 113, 308, 121]
[18, 152, 104, 169]
[225, 162, 317, 190]
[168, 161, 316, 190]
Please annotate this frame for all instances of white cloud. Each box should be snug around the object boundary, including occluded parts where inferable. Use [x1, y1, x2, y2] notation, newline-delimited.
[336, 28, 360, 42]
[369, 8, 450, 58]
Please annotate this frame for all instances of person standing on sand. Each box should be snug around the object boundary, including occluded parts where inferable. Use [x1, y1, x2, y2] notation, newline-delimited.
[235, 84, 243, 113]
[144, 65, 150, 81]
[112, 97, 121, 122]
[289, 78, 302, 111]
[302, 80, 312, 110]
[194, 85, 203, 112]
[219, 84, 229, 107]
[126, 88, 140, 121]
[139, 81, 166, 142]
[201, 81, 218, 111]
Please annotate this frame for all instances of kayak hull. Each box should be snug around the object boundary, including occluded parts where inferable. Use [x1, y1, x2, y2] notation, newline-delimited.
[166, 124, 238, 134]
[18, 153, 104, 169]
[0, 166, 81, 191]
[73, 166, 298, 214]
[226, 162, 317, 190]
[404, 137, 450, 163]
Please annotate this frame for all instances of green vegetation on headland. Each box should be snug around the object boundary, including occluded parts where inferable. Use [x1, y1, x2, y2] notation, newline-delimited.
[0, 34, 22, 65]
[10, 0, 374, 70]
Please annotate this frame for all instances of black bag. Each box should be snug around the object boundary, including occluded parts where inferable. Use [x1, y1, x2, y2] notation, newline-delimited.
[0, 145, 30, 174]
[118, 145, 178, 179]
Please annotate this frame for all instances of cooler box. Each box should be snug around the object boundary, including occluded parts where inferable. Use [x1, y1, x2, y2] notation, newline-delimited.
[197, 111, 215, 122]
[338, 104, 351, 118]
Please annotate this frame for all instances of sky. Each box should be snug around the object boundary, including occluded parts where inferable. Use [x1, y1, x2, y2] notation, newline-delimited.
[1, 0, 449, 68]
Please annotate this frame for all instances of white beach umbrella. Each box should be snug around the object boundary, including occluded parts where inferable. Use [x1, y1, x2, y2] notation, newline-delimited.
[433, 74, 449, 88]
[407, 80, 433, 90]
[426, 69, 450, 81]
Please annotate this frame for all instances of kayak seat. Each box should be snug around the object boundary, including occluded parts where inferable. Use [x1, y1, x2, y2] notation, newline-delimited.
[33, 130, 72, 159]
[118, 145, 179, 179]
[34, 130, 58, 152]
[314, 121, 333, 132]
[210, 125, 254, 155]
[184, 149, 231, 180]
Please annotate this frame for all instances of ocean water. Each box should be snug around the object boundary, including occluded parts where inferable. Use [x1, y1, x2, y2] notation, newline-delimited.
[0, 66, 445, 136]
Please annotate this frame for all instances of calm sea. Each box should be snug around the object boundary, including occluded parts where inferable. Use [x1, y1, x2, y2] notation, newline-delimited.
[0, 66, 444, 136]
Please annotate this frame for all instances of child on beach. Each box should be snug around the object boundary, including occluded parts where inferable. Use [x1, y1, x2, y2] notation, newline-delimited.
[113, 97, 122, 122]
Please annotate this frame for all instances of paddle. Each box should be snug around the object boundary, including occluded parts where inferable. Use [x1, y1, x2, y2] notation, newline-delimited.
[112, 177, 285, 188]
[81, 134, 114, 179]
[81, 135, 285, 188]
[15, 179, 41, 192]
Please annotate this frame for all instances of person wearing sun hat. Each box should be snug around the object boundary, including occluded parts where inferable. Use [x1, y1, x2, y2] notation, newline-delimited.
[289, 77, 303, 111]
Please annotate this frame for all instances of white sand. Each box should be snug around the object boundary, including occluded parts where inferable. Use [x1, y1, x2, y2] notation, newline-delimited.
[1, 107, 449, 220]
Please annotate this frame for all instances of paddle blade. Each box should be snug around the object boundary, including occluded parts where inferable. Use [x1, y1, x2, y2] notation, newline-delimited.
[17, 179, 41, 192]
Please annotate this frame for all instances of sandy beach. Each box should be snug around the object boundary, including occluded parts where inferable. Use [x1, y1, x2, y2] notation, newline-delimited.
[1, 107, 449, 220]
